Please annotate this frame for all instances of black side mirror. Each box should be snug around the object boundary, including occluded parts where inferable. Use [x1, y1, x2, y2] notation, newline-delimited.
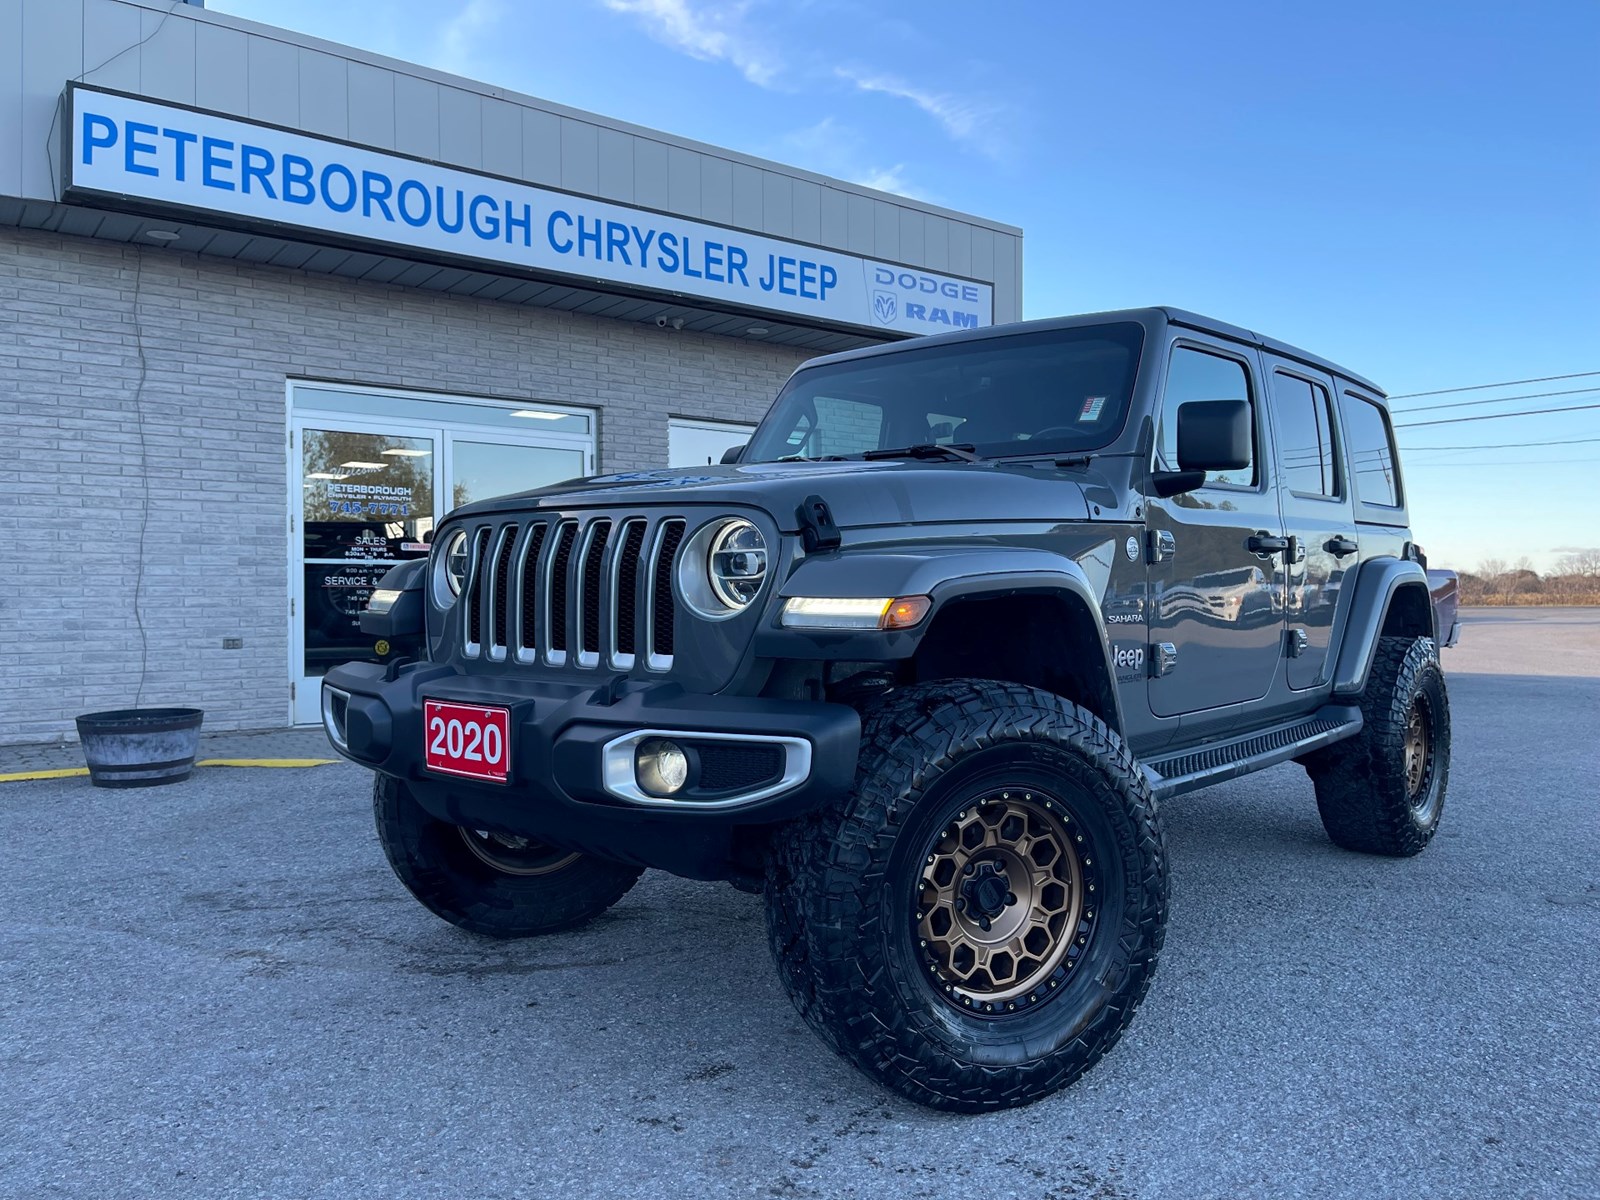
[1176, 400, 1251, 472]
[720, 444, 745, 465]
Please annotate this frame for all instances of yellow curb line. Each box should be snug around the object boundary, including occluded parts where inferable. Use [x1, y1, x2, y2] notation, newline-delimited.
[196, 758, 338, 768]
[0, 759, 337, 783]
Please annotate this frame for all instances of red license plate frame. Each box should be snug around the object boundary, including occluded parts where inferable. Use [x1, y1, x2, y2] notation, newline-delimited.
[423, 700, 511, 783]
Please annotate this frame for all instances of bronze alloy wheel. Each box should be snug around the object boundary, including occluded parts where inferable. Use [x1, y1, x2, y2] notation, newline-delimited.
[916, 789, 1097, 1016]
[1403, 697, 1431, 800]
[457, 827, 582, 877]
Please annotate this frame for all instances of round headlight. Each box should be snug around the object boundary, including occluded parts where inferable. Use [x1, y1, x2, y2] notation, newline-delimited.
[435, 530, 469, 605]
[707, 519, 768, 610]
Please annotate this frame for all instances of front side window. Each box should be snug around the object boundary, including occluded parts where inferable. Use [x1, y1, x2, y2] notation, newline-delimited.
[743, 323, 1145, 462]
[1341, 394, 1401, 507]
[1273, 373, 1340, 497]
[1156, 346, 1255, 487]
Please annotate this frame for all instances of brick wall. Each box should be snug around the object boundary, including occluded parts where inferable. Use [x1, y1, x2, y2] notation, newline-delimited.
[0, 226, 811, 744]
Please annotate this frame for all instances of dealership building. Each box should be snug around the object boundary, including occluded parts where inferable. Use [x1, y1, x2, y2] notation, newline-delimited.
[0, 0, 1022, 742]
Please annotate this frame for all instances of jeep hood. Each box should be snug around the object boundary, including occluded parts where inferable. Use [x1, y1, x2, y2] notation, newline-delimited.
[451, 460, 1092, 530]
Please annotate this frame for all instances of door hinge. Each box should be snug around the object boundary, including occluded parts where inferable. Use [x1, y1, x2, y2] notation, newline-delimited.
[1150, 642, 1178, 678]
[290, 682, 296, 701]
[1146, 528, 1175, 563]
[290, 598, 295, 616]
[1288, 627, 1309, 657]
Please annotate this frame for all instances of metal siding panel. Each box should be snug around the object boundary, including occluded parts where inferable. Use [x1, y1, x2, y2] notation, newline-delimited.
[139, 6, 195, 106]
[819, 187, 849, 249]
[845, 193, 873, 254]
[596, 126, 633, 202]
[670, 153, 711, 220]
[947, 221, 972, 277]
[898, 208, 924, 266]
[791, 178, 820, 243]
[393, 74, 440, 160]
[633, 138, 668, 210]
[522, 107, 559, 184]
[481, 96, 522, 179]
[20, 0, 80, 199]
[346, 60, 393, 149]
[83, 2, 141, 92]
[991, 236, 1019, 323]
[921, 214, 951, 271]
[970, 225, 995, 283]
[194, 20, 248, 116]
[560, 117, 598, 195]
[873, 202, 899, 262]
[297, 49, 347, 139]
[438, 86, 481, 170]
[0, 0, 20, 198]
[761, 172, 792, 237]
[730, 162, 761, 230]
[246, 35, 299, 127]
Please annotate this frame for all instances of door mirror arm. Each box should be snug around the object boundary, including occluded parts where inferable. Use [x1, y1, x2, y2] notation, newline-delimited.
[1149, 469, 1205, 498]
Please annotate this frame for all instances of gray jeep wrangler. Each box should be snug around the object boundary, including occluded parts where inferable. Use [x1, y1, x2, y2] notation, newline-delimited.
[323, 307, 1450, 1111]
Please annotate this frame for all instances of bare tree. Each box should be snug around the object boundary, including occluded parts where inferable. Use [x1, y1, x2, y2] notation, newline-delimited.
[1555, 548, 1600, 577]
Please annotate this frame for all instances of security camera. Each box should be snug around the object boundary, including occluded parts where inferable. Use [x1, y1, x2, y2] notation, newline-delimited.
[671, 318, 685, 331]
[655, 315, 670, 328]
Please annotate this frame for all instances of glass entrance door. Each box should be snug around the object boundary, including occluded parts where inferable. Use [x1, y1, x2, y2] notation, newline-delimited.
[293, 420, 438, 724]
[288, 382, 597, 725]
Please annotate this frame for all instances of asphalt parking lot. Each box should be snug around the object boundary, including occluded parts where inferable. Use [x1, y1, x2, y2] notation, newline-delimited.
[3, 608, 1597, 1200]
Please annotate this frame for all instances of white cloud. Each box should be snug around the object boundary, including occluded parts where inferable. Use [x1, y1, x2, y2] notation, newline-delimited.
[779, 117, 931, 200]
[435, 0, 502, 76]
[835, 65, 1004, 156]
[601, 0, 782, 87]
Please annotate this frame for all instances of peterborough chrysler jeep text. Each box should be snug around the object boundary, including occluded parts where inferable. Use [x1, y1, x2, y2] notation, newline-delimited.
[323, 307, 1451, 1110]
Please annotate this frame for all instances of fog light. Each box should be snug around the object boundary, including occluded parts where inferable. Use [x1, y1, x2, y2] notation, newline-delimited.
[635, 738, 688, 796]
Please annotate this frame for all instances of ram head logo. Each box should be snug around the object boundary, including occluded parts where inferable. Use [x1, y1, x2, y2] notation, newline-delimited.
[873, 290, 897, 325]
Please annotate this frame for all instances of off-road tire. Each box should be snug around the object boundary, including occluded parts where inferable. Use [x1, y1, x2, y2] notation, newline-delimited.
[374, 775, 642, 937]
[765, 680, 1168, 1111]
[1306, 636, 1450, 856]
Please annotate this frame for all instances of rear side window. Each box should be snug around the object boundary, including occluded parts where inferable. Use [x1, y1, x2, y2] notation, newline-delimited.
[1341, 395, 1401, 507]
[1272, 373, 1340, 497]
[1157, 347, 1255, 487]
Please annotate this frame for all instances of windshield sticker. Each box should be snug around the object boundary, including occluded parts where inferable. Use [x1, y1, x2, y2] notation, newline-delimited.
[1079, 396, 1107, 421]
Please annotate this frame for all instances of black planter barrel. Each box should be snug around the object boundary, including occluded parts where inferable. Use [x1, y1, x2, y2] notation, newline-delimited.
[74, 708, 205, 788]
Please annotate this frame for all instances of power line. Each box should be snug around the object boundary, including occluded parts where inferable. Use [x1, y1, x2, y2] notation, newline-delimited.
[1392, 386, 1600, 415]
[1398, 435, 1600, 451]
[1388, 370, 1600, 399]
[1393, 402, 1600, 429]
[1405, 457, 1600, 468]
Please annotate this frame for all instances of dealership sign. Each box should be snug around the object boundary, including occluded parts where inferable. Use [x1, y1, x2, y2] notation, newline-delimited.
[62, 85, 993, 335]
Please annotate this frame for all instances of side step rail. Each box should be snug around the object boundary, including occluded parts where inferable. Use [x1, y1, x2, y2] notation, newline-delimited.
[1143, 705, 1362, 799]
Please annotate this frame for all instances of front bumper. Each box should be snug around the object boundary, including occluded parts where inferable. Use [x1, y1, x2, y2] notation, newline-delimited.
[320, 660, 860, 879]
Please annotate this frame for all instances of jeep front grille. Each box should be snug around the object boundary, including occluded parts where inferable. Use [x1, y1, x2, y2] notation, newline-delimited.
[458, 514, 687, 672]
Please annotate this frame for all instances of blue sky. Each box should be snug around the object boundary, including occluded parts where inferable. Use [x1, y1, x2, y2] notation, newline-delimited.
[211, 0, 1600, 573]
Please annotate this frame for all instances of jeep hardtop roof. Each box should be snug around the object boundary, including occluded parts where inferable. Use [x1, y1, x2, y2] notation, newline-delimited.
[804, 307, 1386, 401]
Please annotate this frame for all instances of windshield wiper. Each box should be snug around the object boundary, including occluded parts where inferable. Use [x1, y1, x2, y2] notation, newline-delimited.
[861, 443, 983, 463]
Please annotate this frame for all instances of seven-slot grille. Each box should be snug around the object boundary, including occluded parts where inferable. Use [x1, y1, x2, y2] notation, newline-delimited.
[459, 514, 687, 671]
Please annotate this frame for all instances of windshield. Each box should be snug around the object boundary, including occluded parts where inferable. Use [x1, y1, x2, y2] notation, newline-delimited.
[745, 323, 1144, 462]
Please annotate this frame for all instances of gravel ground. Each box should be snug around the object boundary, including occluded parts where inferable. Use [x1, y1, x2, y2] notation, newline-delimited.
[2, 608, 1597, 1199]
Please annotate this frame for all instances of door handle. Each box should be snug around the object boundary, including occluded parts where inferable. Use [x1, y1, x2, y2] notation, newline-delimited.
[1324, 535, 1358, 557]
[1247, 533, 1290, 555]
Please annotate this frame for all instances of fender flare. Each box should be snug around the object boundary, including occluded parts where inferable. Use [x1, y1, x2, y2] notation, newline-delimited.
[1330, 556, 1435, 696]
[755, 546, 1124, 733]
